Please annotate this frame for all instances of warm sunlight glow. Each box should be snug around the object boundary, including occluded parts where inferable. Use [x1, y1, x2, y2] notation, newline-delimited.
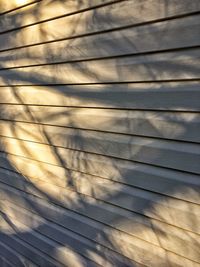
[15, 0, 28, 6]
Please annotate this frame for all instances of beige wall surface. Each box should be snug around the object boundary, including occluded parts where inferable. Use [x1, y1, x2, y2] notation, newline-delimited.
[0, 0, 199, 266]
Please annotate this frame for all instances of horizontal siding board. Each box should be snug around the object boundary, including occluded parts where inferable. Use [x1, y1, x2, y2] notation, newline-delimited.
[0, 182, 199, 266]
[0, 169, 163, 246]
[1, 15, 200, 68]
[0, 184, 169, 267]
[1, 0, 200, 51]
[0, 82, 199, 111]
[0, 220, 66, 267]
[0, 151, 199, 204]
[0, 131, 199, 174]
[0, 49, 199, 85]
[0, 238, 64, 267]
[2, 201, 199, 267]
[0, 168, 167, 249]
[0, 159, 199, 235]
[0, 225, 61, 267]
[0, 110, 199, 142]
[1, 0, 200, 33]
[0, 0, 39, 15]
[0, 0, 111, 33]
[0, 256, 14, 267]
[0, 241, 37, 267]
[0, 211, 101, 267]
[1, 0, 199, 265]
[0, 201, 141, 267]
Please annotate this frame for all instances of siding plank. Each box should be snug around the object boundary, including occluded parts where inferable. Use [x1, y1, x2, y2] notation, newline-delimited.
[0, 199, 141, 267]
[0, 154, 199, 234]
[0, 210, 101, 267]
[0, 0, 40, 15]
[0, 256, 14, 267]
[0, 222, 61, 267]
[0, 152, 199, 204]
[0, 0, 111, 32]
[1, 15, 200, 68]
[0, 132, 199, 174]
[1, 0, 200, 51]
[0, 110, 199, 142]
[0, 49, 199, 85]
[0, 0, 199, 266]
[0, 82, 199, 111]
[0, 241, 37, 267]
[0, 184, 199, 266]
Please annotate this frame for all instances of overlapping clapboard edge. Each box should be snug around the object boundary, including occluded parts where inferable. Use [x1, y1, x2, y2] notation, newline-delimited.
[0, 108, 199, 142]
[0, 81, 199, 111]
[0, 144, 199, 205]
[0, 0, 200, 51]
[0, 176, 199, 267]
[0, 205, 115, 267]
[0, 126, 199, 173]
[0, 223, 65, 267]
[0, 0, 120, 32]
[0, 241, 38, 267]
[0, 47, 200, 87]
[0, 198, 141, 267]
[0, 14, 200, 69]
[0, 256, 14, 267]
[0, 0, 199, 266]
[0, 149, 199, 234]
[0, 0, 41, 16]
[0, 0, 199, 33]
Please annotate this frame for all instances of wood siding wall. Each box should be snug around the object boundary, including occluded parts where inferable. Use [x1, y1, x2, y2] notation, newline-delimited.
[0, 0, 199, 266]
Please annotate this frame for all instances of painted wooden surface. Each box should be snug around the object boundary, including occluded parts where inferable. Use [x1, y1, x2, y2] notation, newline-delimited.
[0, 1, 199, 266]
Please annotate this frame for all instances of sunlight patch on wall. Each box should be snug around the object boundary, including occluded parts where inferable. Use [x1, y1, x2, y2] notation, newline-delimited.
[15, 0, 29, 6]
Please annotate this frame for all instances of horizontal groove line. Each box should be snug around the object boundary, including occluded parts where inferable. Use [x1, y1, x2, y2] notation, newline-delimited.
[0, 201, 148, 266]
[34, 176, 200, 208]
[0, 142, 199, 177]
[1, 136, 199, 183]
[0, 248, 16, 267]
[0, 178, 199, 246]
[7, 219, 107, 267]
[0, 240, 36, 267]
[0, 78, 200, 87]
[0, 205, 141, 267]
[1, 145, 199, 177]
[0, 186, 145, 266]
[0, 0, 124, 35]
[0, 45, 200, 72]
[0, 256, 15, 267]
[1, 133, 200, 159]
[0, 224, 69, 267]
[0, 0, 41, 16]
[0, 122, 199, 145]
[0, 159, 199, 205]
[0, 10, 200, 53]
[0, 177, 199, 240]
[14, 222, 103, 267]
[1, 195, 199, 266]
[0, 106, 199, 113]
[0, 236, 39, 266]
